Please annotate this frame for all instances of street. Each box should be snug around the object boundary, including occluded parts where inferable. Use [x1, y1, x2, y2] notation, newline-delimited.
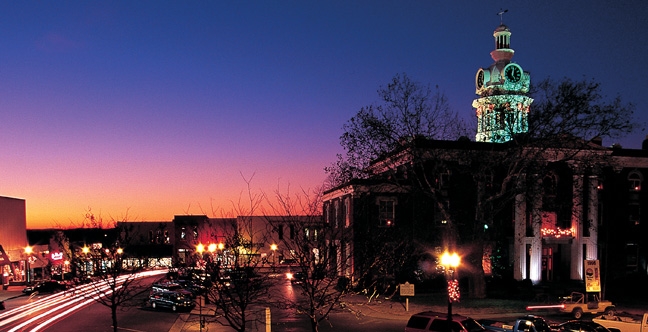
[3, 275, 647, 332]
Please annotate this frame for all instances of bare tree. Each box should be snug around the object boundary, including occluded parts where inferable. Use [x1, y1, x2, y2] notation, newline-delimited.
[264, 186, 349, 332]
[201, 173, 274, 332]
[53, 213, 156, 332]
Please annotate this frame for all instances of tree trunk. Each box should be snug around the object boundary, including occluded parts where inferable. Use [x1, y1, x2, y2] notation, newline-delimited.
[468, 269, 487, 299]
[111, 304, 118, 332]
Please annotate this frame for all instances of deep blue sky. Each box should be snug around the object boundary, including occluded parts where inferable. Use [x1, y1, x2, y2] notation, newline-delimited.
[0, 1, 646, 227]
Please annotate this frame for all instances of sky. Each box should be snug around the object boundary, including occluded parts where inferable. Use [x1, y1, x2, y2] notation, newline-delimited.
[1, 1, 646, 229]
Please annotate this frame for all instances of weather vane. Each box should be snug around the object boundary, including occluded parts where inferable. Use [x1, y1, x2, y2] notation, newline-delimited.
[497, 9, 508, 24]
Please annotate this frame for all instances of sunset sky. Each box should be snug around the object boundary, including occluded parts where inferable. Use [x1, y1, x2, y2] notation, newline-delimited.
[1, 1, 646, 229]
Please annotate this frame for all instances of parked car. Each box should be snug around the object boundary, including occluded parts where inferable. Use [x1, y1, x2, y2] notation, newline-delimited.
[479, 315, 553, 332]
[151, 282, 195, 298]
[593, 313, 648, 332]
[22, 281, 67, 294]
[149, 291, 195, 312]
[552, 320, 616, 332]
[405, 311, 486, 332]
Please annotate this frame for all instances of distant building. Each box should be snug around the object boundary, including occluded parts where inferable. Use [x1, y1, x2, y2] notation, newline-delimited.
[0, 196, 28, 286]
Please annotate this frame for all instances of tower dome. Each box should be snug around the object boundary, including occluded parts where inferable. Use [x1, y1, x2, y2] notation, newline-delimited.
[490, 24, 514, 62]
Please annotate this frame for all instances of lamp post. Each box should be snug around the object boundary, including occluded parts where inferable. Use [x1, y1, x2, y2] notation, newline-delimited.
[196, 243, 205, 332]
[270, 244, 278, 265]
[440, 251, 460, 332]
[24, 246, 33, 284]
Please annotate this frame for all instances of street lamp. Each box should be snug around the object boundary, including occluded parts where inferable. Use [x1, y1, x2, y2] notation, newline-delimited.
[440, 251, 460, 332]
[270, 244, 278, 265]
[195, 243, 205, 332]
[24, 246, 33, 284]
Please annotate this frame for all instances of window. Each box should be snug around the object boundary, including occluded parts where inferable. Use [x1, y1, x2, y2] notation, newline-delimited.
[543, 173, 557, 197]
[628, 171, 642, 191]
[378, 199, 396, 227]
[438, 171, 451, 188]
[278, 225, 284, 240]
[629, 204, 640, 226]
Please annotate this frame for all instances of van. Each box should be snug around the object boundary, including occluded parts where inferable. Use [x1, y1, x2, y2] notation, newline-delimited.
[405, 311, 486, 332]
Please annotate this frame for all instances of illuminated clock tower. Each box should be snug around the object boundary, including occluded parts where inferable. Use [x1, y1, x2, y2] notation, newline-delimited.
[473, 22, 533, 143]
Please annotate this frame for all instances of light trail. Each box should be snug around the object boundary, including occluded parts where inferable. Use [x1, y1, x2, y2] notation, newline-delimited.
[0, 269, 167, 331]
[526, 304, 565, 310]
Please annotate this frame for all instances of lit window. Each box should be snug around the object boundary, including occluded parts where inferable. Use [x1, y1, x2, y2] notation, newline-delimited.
[628, 172, 642, 191]
[378, 199, 396, 227]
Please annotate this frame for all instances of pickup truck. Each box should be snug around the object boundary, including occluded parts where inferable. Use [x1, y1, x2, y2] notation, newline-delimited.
[593, 313, 648, 332]
[479, 315, 553, 332]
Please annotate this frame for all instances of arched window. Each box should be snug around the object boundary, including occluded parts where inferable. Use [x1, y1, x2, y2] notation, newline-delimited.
[543, 173, 558, 197]
[628, 171, 642, 191]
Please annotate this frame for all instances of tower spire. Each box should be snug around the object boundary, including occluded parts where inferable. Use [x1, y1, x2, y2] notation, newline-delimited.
[497, 9, 508, 25]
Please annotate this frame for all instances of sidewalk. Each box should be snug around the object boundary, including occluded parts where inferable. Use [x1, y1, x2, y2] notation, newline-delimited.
[0, 285, 25, 301]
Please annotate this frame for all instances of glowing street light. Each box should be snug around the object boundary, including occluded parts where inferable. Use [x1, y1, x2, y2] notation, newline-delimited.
[24, 246, 33, 284]
[270, 244, 278, 265]
[440, 251, 461, 332]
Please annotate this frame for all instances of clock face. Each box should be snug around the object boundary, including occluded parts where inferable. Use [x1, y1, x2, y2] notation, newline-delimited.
[505, 64, 522, 83]
[476, 69, 484, 88]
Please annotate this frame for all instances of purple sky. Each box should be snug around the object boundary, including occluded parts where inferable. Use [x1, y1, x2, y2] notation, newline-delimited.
[0, 1, 646, 228]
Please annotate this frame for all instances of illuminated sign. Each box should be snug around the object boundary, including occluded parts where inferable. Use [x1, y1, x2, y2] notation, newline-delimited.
[585, 260, 601, 292]
[51, 252, 63, 261]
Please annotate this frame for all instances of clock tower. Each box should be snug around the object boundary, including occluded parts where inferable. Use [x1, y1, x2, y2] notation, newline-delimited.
[473, 23, 533, 143]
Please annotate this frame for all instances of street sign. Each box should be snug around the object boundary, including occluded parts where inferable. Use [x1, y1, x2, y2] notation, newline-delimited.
[584, 260, 601, 292]
[400, 282, 415, 297]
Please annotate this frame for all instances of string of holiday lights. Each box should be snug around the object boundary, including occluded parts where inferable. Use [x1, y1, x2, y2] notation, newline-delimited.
[540, 227, 574, 238]
[448, 279, 460, 302]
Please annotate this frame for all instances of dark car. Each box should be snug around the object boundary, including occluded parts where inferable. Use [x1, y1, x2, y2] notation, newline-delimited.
[405, 311, 486, 332]
[286, 271, 306, 284]
[149, 291, 195, 312]
[151, 282, 195, 298]
[552, 320, 614, 332]
[22, 281, 67, 294]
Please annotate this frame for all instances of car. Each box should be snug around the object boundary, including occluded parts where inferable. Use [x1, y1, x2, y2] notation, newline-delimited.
[149, 291, 195, 312]
[405, 311, 486, 332]
[22, 281, 67, 294]
[286, 271, 306, 284]
[552, 320, 616, 332]
[151, 282, 195, 298]
[559, 292, 615, 319]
